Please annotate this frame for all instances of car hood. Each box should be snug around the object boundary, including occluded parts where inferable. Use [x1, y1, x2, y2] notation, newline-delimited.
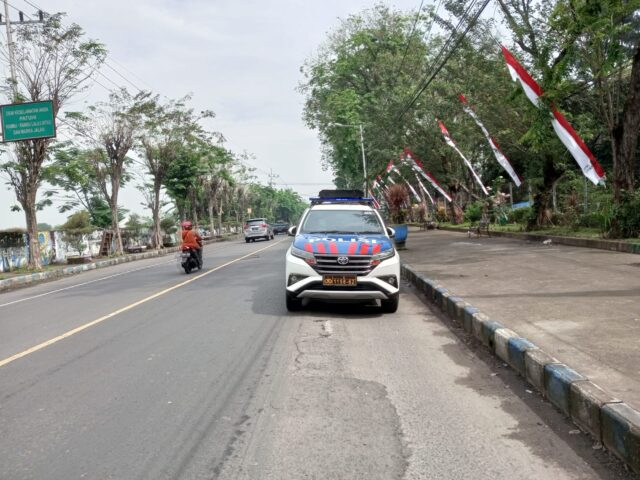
[293, 233, 393, 255]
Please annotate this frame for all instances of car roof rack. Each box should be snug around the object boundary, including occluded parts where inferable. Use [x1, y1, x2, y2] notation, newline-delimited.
[311, 189, 375, 206]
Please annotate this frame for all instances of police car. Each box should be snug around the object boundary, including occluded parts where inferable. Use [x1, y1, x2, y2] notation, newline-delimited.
[285, 190, 400, 313]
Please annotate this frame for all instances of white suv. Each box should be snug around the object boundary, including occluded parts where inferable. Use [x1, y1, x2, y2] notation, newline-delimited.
[285, 191, 400, 313]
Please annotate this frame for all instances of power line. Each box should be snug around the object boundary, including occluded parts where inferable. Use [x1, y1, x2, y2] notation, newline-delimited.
[14, 0, 145, 95]
[395, 0, 491, 123]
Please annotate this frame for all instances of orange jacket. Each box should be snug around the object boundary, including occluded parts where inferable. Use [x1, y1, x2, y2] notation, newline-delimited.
[182, 229, 202, 250]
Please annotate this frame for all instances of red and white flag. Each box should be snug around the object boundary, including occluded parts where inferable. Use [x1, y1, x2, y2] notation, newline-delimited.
[413, 171, 435, 204]
[403, 148, 452, 202]
[387, 160, 421, 203]
[437, 119, 489, 195]
[501, 45, 606, 186]
[458, 94, 522, 187]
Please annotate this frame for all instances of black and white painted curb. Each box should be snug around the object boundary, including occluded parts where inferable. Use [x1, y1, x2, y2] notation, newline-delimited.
[402, 263, 640, 474]
[0, 237, 232, 293]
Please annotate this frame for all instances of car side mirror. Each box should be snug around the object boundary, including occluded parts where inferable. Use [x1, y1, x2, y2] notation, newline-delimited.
[386, 227, 395, 238]
[287, 226, 297, 236]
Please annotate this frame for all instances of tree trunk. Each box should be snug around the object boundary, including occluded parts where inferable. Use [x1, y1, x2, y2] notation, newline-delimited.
[208, 200, 215, 237]
[110, 186, 123, 254]
[612, 42, 640, 202]
[527, 157, 563, 230]
[24, 192, 41, 270]
[151, 180, 162, 249]
[217, 199, 224, 238]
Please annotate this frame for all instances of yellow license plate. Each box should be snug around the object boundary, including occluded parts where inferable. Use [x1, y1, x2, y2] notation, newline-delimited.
[322, 275, 357, 287]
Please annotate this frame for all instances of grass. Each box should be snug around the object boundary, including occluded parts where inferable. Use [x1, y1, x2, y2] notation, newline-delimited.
[0, 263, 65, 280]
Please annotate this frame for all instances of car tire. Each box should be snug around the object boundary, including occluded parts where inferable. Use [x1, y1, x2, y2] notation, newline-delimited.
[380, 295, 399, 313]
[286, 294, 303, 312]
[245, 238, 250, 243]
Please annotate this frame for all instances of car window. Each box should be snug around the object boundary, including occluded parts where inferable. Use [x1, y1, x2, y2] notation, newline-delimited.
[247, 220, 266, 226]
[300, 209, 384, 234]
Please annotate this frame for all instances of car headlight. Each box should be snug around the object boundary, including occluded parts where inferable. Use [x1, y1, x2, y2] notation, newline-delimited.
[291, 246, 316, 265]
[371, 248, 395, 266]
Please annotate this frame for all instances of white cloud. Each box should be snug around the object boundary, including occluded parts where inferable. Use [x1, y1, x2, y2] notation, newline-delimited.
[0, 0, 421, 228]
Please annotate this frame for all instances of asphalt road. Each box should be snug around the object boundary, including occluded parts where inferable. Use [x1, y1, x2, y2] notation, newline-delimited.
[0, 238, 635, 479]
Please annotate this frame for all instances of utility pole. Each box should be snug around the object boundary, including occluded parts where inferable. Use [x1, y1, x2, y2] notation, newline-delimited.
[1, 5, 45, 99]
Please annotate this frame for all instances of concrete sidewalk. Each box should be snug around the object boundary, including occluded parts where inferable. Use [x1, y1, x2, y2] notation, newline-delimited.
[401, 229, 640, 412]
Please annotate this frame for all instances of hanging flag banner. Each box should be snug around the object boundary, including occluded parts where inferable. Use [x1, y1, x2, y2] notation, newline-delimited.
[458, 94, 522, 187]
[413, 171, 435, 204]
[437, 119, 489, 195]
[386, 160, 422, 203]
[402, 148, 452, 202]
[500, 45, 605, 186]
[376, 174, 391, 190]
[368, 189, 381, 209]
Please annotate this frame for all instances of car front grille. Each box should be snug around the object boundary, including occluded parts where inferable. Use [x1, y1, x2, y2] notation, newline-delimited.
[312, 254, 373, 276]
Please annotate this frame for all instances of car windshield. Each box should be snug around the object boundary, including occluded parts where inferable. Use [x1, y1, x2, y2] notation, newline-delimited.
[300, 209, 384, 234]
[247, 220, 266, 226]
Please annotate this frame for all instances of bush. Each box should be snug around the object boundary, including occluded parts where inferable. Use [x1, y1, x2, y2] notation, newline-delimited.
[435, 206, 448, 222]
[607, 191, 640, 238]
[510, 206, 533, 224]
[464, 201, 483, 223]
[578, 212, 602, 229]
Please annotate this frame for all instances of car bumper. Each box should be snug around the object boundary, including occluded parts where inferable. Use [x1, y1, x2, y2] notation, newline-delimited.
[285, 250, 400, 301]
[245, 231, 268, 238]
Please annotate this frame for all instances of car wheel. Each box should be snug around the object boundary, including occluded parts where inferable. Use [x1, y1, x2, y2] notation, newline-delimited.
[245, 238, 250, 243]
[380, 295, 399, 313]
[286, 294, 303, 312]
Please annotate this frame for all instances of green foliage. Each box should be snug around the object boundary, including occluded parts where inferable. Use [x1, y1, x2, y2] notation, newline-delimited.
[246, 185, 308, 223]
[510, 207, 534, 225]
[60, 211, 93, 256]
[60, 211, 93, 233]
[607, 191, 640, 238]
[463, 201, 483, 223]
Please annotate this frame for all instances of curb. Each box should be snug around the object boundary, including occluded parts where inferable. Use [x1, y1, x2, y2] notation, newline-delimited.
[437, 226, 640, 255]
[402, 263, 640, 474]
[0, 237, 232, 293]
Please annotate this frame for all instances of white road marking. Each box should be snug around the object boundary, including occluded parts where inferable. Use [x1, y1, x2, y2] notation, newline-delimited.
[0, 261, 172, 308]
[0, 240, 285, 368]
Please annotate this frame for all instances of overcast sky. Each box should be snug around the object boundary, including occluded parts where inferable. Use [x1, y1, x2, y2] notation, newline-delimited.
[0, 0, 431, 229]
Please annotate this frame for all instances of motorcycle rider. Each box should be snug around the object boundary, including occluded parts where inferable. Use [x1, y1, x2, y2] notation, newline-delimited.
[181, 220, 203, 269]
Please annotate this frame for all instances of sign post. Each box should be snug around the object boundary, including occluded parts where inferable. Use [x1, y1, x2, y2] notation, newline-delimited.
[1, 100, 56, 142]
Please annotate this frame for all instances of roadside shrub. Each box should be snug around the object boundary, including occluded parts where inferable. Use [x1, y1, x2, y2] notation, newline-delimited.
[607, 191, 640, 238]
[435, 206, 448, 222]
[511, 206, 533, 224]
[578, 212, 602, 229]
[463, 201, 483, 223]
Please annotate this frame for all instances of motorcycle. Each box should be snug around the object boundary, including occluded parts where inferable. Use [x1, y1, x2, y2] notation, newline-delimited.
[179, 247, 201, 274]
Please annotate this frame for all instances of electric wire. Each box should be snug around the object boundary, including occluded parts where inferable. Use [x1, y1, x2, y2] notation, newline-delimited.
[395, 0, 491, 124]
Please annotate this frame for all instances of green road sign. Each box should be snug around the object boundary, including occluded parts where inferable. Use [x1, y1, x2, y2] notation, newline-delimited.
[1, 100, 56, 142]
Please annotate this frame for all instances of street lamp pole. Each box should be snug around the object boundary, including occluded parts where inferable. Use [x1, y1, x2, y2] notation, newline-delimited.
[358, 124, 368, 194]
[331, 123, 368, 193]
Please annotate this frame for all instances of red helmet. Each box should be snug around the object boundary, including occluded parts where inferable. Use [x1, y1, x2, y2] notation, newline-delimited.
[181, 220, 193, 230]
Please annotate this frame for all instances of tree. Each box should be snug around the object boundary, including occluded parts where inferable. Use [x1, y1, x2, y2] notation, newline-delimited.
[200, 146, 235, 236]
[60, 210, 93, 256]
[137, 95, 217, 248]
[299, 4, 430, 187]
[67, 88, 150, 254]
[0, 14, 106, 268]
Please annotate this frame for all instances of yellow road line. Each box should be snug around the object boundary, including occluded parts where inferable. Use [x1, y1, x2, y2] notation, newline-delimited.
[0, 240, 286, 369]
